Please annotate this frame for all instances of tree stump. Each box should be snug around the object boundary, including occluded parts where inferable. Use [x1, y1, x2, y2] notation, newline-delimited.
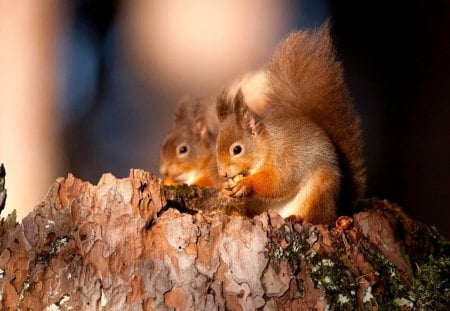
[0, 169, 448, 310]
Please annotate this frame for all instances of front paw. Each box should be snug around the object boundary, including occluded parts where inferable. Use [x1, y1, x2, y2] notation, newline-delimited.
[221, 175, 251, 198]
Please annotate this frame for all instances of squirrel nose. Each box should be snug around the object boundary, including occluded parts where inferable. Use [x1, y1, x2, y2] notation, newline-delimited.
[159, 164, 168, 176]
[218, 166, 227, 178]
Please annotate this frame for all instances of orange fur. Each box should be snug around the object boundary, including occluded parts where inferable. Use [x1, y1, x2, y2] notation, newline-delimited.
[266, 22, 366, 207]
[194, 175, 218, 188]
[160, 96, 223, 188]
[293, 168, 338, 224]
[216, 22, 365, 224]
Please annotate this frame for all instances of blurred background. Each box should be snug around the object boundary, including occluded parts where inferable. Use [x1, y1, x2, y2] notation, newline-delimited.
[0, 0, 448, 237]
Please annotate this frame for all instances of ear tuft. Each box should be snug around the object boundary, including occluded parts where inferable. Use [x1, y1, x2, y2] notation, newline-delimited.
[217, 87, 263, 135]
[233, 89, 262, 135]
[216, 89, 234, 121]
[174, 95, 196, 127]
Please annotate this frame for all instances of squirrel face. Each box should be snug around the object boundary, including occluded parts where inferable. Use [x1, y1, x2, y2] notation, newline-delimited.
[216, 90, 266, 179]
[160, 127, 214, 184]
[160, 96, 219, 186]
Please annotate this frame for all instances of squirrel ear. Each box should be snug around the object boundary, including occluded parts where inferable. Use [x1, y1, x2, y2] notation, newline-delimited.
[217, 90, 233, 122]
[234, 90, 262, 135]
[174, 95, 196, 127]
[193, 117, 210, 142]
[216, 87, 262, 135]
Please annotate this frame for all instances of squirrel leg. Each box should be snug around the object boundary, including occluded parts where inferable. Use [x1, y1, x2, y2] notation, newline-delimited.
[221, 177, 252, 197]
[222, 169, 279, 199]
[278, 167, 339, 224]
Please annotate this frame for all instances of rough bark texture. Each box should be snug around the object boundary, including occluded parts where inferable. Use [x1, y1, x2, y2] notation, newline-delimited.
[0, 169, 448, 310]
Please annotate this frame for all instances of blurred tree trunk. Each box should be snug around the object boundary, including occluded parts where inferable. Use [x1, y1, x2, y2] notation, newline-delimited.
[0, 1, 63, 221]
[0, 169, 448, 310]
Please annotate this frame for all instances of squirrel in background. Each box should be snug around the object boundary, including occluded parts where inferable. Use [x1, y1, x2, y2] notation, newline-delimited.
[216, 23, 366, 224]
[160, 96, 222, 188]
[159, 72, 267, 188]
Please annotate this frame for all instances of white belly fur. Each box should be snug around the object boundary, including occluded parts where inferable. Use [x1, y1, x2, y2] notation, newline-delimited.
[271, 175, 316, 218]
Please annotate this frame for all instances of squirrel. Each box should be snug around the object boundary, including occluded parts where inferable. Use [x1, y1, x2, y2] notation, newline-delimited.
[216, 23, 366, 224]
[160, 95, 222, 188]
[159, 72, 267, 188]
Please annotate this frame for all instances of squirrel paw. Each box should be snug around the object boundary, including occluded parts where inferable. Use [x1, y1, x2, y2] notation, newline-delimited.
[221, 175, 251, 198]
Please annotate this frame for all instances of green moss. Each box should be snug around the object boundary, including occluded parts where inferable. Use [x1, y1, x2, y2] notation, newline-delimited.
[359, 247, 414, 310]
[265, 202, 450, 309]
[160, 184, 246, 216]
[17, 279, 31, 305]
[308, 256, 357, 309]
[162, 184, 199, 199]
[17, 234, 73, 307]
[413, 255, 450, 309]
[37, 235, 71, 265]
[427, 226, 450, 256]
[366, 253, 450, 310]
[359, 245, 449, 310]
[267, 223, 314, 273]
[267, 223, 357, 308]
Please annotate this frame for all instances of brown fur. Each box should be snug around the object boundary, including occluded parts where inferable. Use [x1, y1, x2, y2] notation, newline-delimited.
[160, 96, 222, 188]
[266, 22, 366, 208]
[216, 22, 366, 223]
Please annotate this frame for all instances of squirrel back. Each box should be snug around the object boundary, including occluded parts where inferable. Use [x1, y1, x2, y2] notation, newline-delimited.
[160, 96, 222, 187]
[265, 22, 366, 208]
[216, 23, 366, 223]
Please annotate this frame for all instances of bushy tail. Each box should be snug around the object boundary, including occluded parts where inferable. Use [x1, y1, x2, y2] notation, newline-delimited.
[266, 22, 366, 208]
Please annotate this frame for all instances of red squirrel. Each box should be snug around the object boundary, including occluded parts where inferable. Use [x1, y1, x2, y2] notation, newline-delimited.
[216, 23, 366, 224]
[160, 96, 222, 187]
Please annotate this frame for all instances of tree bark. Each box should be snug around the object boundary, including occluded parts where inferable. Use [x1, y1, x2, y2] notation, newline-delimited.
[0, 169, 448, 310]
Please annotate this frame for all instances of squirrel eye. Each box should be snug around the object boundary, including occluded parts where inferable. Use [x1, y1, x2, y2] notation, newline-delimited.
[230, 143, 243, 156]
[178, 145, 188, 155]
